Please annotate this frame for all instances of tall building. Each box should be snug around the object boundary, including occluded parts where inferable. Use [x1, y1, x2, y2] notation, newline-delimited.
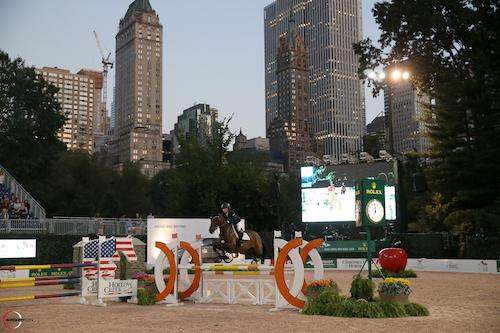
[233, 130, 248, 151]
[170, 103, 218, 155]
[114, 0, 166, 176]
[37, 66, 99, 152]
[76, 69, 108, 147]
[366, 114, 385, 134]
[269, 12, 314, 171]
[384, 65, 430, 154]
[233, 130, 270, 152]
[264, 0, 365, 162]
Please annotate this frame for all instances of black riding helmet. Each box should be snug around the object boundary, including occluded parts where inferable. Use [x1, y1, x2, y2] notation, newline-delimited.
[221, 202, 231, 209]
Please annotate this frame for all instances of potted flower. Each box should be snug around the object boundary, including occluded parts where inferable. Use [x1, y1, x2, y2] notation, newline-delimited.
[377, 278, 411, 303]
[305, 279, 337, 299]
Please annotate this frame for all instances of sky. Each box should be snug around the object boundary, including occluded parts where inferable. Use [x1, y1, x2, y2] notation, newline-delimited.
[0, 0, 383, 139]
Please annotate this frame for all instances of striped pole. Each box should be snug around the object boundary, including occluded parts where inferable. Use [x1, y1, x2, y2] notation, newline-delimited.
[0, 279, 81, 289]
[0, 263, 96, 271]
[0, 276, 81, 283]
[202, 271, 274, 276]
[0, 292, 80, 302]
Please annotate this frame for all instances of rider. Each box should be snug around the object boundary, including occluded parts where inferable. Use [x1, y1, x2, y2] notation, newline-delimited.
[221, 202, 243, 250]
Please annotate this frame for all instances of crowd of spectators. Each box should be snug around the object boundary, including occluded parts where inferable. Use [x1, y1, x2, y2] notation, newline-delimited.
[1, 184, 32, 220]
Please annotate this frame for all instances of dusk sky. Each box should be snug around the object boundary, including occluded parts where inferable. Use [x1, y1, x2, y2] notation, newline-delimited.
[0, 0, 383, 139]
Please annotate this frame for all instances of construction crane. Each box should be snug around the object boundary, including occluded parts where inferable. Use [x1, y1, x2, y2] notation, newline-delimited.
[93, 30, 113, 128]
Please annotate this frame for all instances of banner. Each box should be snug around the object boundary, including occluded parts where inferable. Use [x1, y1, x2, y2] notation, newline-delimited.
[318, 240, 375, 254]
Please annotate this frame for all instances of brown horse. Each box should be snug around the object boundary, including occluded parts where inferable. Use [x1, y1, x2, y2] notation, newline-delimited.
[209, 214, 264, 262]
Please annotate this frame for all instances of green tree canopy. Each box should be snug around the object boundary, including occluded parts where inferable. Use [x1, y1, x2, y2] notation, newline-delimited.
[0, 50, 66, 190]
[149, 118, 284, 231]
[354, 1, 500, 212]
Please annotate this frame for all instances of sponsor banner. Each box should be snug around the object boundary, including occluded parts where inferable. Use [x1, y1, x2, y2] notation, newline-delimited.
[336, 258, 367, 270]
[82, 278, 137, 298]
[318, 240, 375, 254]
[322, 258, 499, 274]
[29, 268, 72, 277]
[0, 270, 29, 280]
[406, 258, 498, 274]
[305, 259, 337, 269]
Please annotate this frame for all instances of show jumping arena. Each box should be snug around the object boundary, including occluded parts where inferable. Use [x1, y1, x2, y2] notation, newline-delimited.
[0, 271, 498, 333]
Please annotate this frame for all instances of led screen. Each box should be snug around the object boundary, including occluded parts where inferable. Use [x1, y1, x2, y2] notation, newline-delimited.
[301, 161, 397, 223]
[0, 239, 36, 258]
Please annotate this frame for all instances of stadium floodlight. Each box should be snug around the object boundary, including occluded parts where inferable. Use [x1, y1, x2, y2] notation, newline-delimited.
[391, 69, 402, 81]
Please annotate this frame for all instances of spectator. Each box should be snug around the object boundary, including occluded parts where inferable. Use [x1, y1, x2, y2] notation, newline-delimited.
[23, 200, 30, 213]
[0, 172, 5, 185]
[19, 203, 28, 219]
[10, 196, 21, 219]
[1, 195, 10, 212]
[126, 218, 135, 234]
[1, 207, 8, 225]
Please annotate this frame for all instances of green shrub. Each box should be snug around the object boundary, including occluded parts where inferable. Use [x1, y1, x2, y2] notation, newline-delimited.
[378, 301, 407, 317]
[137, 288, 157, 305]
[335, 299, 385, 318]
[303, 282, 430, 318]
[373, 269, 417, 278]
[404, 302, 430, 316]
[303, 286, 342, 315]
[350, 275, 375, 301]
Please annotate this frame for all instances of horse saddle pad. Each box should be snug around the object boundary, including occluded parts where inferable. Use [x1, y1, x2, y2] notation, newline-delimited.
[242, 232, 250, 241]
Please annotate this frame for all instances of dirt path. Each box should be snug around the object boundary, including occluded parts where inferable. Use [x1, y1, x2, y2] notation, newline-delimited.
[0, 271, 499, 333]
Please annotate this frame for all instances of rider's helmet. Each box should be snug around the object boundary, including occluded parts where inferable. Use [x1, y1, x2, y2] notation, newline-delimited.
[221, 202, 231, 210]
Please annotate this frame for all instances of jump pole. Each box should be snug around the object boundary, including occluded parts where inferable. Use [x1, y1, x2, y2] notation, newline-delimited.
[0, 263, 96, 271]
[0, 292, 81, 302]
[0, 276, 81, 283]
[0, 279, 81, 289]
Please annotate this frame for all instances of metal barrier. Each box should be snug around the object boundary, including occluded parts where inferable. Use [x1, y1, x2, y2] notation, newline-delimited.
[0, 164, 46, 219]
[0, 217, 146, 235]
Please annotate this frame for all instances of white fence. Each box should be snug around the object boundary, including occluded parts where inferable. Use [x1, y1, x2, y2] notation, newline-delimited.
[0, 217, 146, 235]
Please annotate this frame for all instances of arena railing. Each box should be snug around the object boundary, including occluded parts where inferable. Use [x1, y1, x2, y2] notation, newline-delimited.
[0, 217, 146, 235]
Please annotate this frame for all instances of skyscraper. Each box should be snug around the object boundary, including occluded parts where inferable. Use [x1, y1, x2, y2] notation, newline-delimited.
[37, 66, 99, 152]
[114, 0, 166, 176]
[264, 0, 365, 163]
[77, 69, 108, 148]
[269, 13, 315, 171]
[384, 68, 430, 154]
[170, 103, 218, 155]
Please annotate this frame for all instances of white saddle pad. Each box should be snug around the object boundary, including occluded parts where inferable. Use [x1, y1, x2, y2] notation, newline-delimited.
[242, 232, 250, 241]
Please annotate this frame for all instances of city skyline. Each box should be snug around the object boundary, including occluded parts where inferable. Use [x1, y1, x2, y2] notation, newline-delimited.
[0, 0, 383, 139]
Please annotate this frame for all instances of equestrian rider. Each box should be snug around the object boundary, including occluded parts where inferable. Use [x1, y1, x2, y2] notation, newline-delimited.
[221, 202, 243, 250]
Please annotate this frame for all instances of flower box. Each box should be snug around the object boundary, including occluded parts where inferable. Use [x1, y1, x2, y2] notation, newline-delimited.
[379, 292, 409, 304]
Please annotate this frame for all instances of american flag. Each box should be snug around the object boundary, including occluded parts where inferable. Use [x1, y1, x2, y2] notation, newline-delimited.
[82, 237, 137, 278]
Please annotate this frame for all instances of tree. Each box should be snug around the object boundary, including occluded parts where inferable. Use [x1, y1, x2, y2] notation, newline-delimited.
[354, 1, 500, 214]
[149, 118, 282, 231]
[0, 50, 66, 192]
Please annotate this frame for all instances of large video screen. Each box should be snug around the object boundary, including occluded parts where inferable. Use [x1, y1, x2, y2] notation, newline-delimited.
[0, 239, 36, 259]
[301, 161, 397, 223]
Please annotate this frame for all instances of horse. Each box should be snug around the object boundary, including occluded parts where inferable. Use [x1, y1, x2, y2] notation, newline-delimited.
[209, 214, 264, 263]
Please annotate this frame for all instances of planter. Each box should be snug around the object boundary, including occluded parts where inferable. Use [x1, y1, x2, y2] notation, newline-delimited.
[379, 292, 409, 304]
